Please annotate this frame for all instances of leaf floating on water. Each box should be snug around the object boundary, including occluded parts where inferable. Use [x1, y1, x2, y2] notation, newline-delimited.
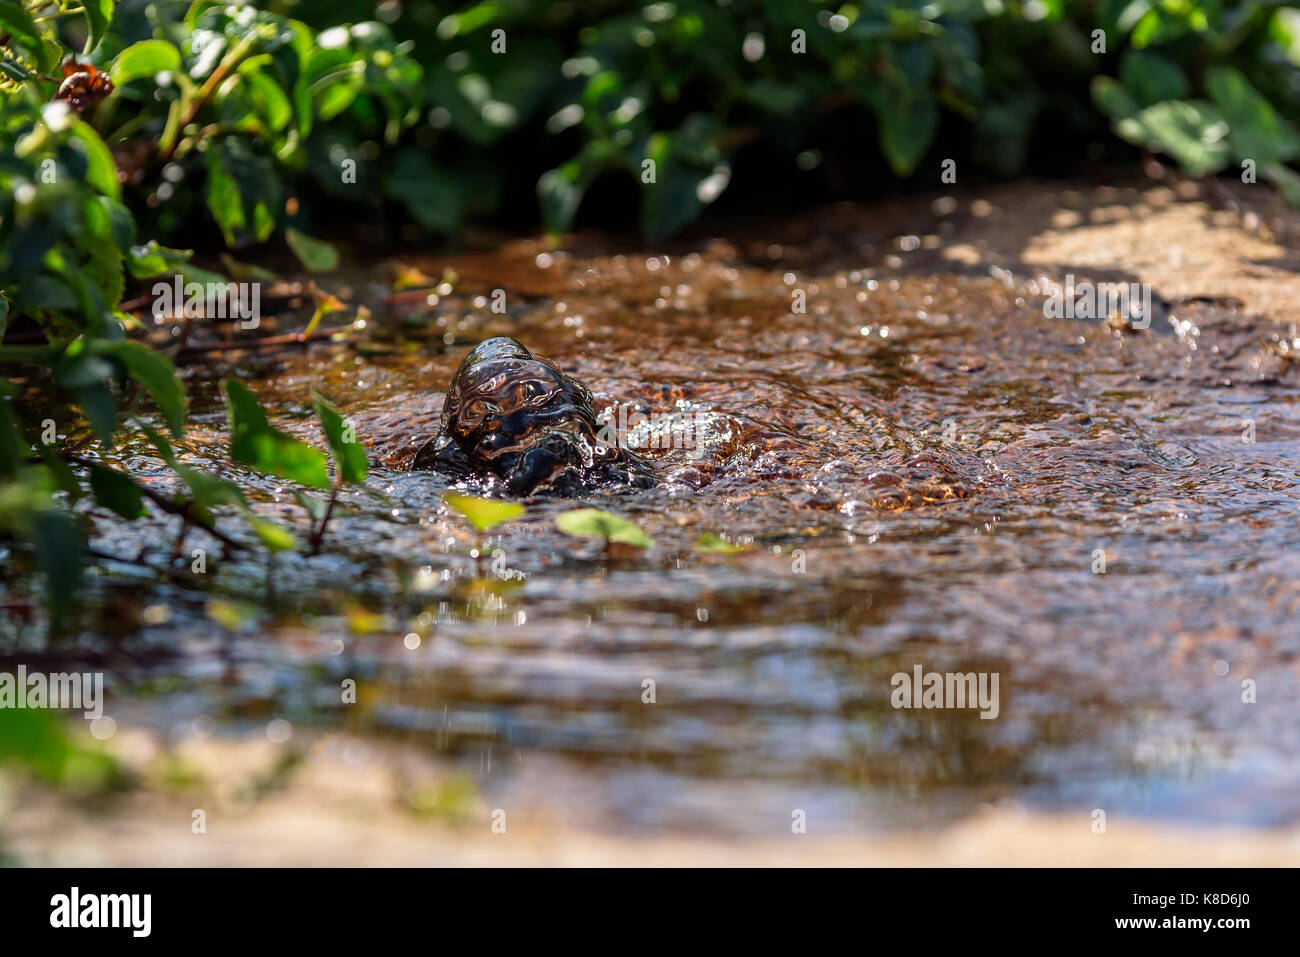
[693, 532, 747, 554]
[555, 508, 654, 549]
[444, 492, 524, 532]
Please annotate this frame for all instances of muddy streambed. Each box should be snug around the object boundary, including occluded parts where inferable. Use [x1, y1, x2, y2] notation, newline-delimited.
[11, 182, 1300, 840]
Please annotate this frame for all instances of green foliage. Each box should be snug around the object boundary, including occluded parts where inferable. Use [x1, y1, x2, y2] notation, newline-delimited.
[88, 461, 145, 518]
[0, 706, 123, 791]
[443, 491, 524, 533]
[0, 89, 190, 625]
[224, 380, 330, 488]
[312, 389, 366, 484]
[1094, 35, 1300, 192]
[223, 382, 369, 552]
[286, 228, 340, 273]
[3, 1, 1298, 254]
[109, 39, 182, 86]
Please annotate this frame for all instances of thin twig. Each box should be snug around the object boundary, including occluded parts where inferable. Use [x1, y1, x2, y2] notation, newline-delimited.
[173, 326, 347, 359]
[62, 452, 246, 554]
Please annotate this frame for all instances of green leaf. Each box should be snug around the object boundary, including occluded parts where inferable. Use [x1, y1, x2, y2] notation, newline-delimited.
[743, 79, 806, 115]
[1092, 76, 1140, 122]
[139, 423, 246, 519]
[0, 706, 121, 788]
[223, 380, 330, 489]
[0, 3, 56, 74]
[876, 89, 938, 176]
[31, 509, 83, 629]
[537, 165, 588, 235]
[93, 341, 187, 437]
[693, 532, 747, 554]
[243, 512, 296, 552]
[126, 241, 193, 279]
[219, 254, 277, 282]
[1263, 163, 1300, 206]
[1116, 100, 1231, 177]
[206, 139, 280, 246]
[1205, 66, 1300, 166]
[1130, 8, 1163, 48]
[0, 59, 29, 83]
[286, 228, 340, 273]
[443, 492, 524, 532]
[555, 508, 654, 549]
[385, 149, 463, 233]
[311, 390, 367, 484]
[0, 4, 41, 49]
[81, 0, 114, 55]
[538, 144, 609, 235]
[1119, 51, 1188, 107]
[240, 68, 294, 132]
[110, 40, 183, 86]
[89, 464, 146, 519]
[67, 123, 121, 200]
[293, 489, 329, 522]
[637, 120, 727, 240]
[71, 383, 117, 443]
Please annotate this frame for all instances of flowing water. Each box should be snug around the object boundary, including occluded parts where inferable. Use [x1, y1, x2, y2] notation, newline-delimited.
[15, 208, 1300, 837]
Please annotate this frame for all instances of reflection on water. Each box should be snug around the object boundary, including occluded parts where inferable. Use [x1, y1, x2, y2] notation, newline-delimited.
[10, 223, 1300, 835]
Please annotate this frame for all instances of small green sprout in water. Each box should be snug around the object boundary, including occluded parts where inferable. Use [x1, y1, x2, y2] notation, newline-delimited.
[140, 422, 295, 563]
[222, 381, 369, 565]
[443, 492, 525, 532]
[443, 492, 525, 559]
[693, 532, 749, 554]
[556, 508, 654, 559]
[305, 390, 369, 555]
[301, 284, 349, 340]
